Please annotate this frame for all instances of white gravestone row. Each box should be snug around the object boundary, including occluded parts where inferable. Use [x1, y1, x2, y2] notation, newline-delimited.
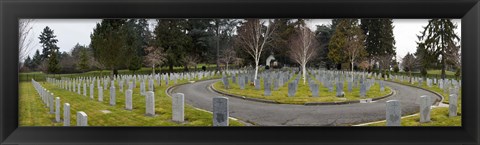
[32, 79, 88, 126]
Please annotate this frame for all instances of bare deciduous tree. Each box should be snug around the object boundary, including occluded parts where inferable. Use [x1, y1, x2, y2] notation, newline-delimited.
[401, 52, 419, 82]
[236, 19, 277, 83]
[344, 28, 366, 72]
[288, 26, 319, 84]
[220, 46, 239, 72]
[144, 46, 166, 74]
[19, 19, 36, 63]
[358, 60, 370, 72]
[182, 54, 201, 71]
[378, 54, 395, 71]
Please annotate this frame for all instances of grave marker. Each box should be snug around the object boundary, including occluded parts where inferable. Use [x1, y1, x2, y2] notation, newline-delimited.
[386, 100, 401, 126]
[213, 97, 229, 126]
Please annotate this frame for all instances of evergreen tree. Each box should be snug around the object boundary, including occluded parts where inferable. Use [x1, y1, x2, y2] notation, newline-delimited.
[90, 19, 128, 77]
[31, 50, 42, 70]
[360, 19, 396, 71]
[418, 19, 460, 79]
[38, 26, 60, 73]
[314, 24, 334, 69]
[24, 56, 33, 69]
[186, 19, 213, 70]
[328, 19, 366, 70]
[270, 19, 296, 66]
[124, 19, 150, 73]
[153, 19, 191, 72]
[78, 48, 89, 72]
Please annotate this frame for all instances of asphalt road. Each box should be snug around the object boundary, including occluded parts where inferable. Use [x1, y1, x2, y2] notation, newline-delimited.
[169, 79, 441, 126]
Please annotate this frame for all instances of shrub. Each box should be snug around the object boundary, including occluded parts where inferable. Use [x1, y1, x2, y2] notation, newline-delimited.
[421, 68, 428, 77]
[393, 65, 399, 73]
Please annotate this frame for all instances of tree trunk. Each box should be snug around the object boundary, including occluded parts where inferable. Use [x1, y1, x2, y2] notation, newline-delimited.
[351, 61, 354, 72]
[254, 60, 259, 85]
[169, 64, 173, 73]
[216, 20, 220, 72]
[302, 63, 306, 84]
[226, 63, 229, 72]
[152, 64, 155, 75]
[409, 71, 412, 83]
[110, 67, 115, 81]
[184, 64, 189, 72]
[441, 52, 446, 79]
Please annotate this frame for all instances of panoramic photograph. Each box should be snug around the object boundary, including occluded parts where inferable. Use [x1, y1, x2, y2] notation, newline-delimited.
[18, 18, 461, 126]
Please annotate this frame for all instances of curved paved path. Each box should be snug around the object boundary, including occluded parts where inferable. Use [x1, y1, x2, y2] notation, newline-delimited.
[169, 79, 441, 126]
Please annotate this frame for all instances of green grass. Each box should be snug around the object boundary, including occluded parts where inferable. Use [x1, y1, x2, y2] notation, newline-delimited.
[366, 107, 461, 126]
[214, 74, 391, 104]
[19, 75, 244, 126]
[427, 70, 456, 75]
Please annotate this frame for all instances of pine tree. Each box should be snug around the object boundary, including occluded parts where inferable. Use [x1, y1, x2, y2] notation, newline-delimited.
[360, 19, 396, 71]
[78, 48, 89, 72]
[328, 19, 366, 70]
[38, 26, 60, 73]
[418, 19, 460, 79]
[91, 19, 128, 78]
[314, 24, 334, 69]
[153, 19, 191, 72]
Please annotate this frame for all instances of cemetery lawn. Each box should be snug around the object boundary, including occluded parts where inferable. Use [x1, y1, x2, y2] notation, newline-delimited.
[366, 107, 461, 126]
[213, 75, 392, 105]
[427, 70, 456, 76]
[19, 79, 244, 126]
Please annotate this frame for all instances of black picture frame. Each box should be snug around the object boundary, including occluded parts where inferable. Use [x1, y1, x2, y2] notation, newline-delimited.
[1, 0, 479, 144]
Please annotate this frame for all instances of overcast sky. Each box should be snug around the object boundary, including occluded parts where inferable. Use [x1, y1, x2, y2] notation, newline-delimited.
[24, 19, 461, 63]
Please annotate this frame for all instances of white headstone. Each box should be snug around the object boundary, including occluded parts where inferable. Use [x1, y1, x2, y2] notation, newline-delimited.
[98, 87, 103, 102]
[386, 100, 401, 126]
[63, 103, 70, 126]
[146, 91, 155, 116]
[125, 89, 133, 110]
[449, 94, 458, 117]
[213, 97, 229, 126]
[420, 95, 431, 123]
[55, 97, 61, 122]
[90, 83, 94, 99]
[110, 86, 116, 106]
[172, 93, 185, 122]
[76, 111, 88, 126]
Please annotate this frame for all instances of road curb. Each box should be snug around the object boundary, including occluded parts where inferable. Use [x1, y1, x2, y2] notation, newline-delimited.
[210, 83, 280, 104]
[211, 82, 395, 106]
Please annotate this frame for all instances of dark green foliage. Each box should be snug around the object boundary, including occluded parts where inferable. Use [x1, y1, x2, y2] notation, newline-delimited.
[455, 67, 461, 78]
[187, 19, 214, 63]
[421, 68, 428, 77]
[418, 19, 460, 79]
[328, 19, 366, 70]
[78, 48, 89, 72]
[47, 52, 61, 73]
[124, 19, 150, 72]
[90, 19, 128, 76]
[360, 19, 396, 66]
[314, 24, 334, 69]
[154, 19, 191, 71]
[393, 65, 399, 73]
[38, 26, 60, 73]
[269, 19, 297, 65]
